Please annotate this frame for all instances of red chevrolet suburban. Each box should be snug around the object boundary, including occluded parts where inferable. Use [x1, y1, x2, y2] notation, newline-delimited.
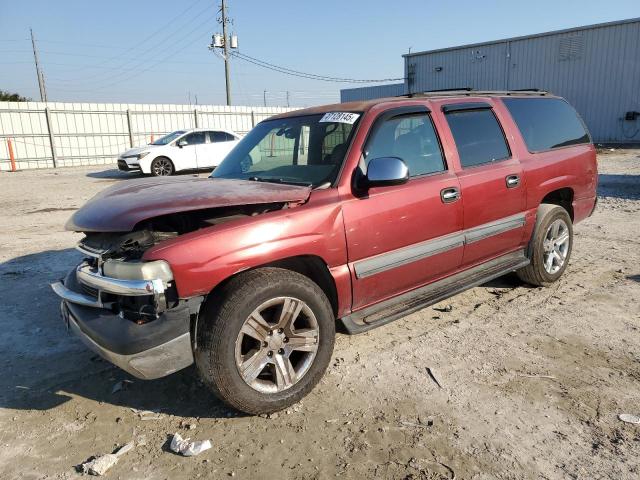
[52, 90, 597, 414]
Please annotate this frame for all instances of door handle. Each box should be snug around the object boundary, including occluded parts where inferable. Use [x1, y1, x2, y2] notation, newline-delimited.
[440, 187, 460, 203]
[506, 175, 520, 188]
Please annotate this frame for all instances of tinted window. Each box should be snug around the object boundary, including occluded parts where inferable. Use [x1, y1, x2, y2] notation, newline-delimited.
[445, 109, 510, 168]
[182, 132, 206, 145]
[503, 98, 590, 151]
[210, 131, 236, 142]
[364, 113, 445, 177]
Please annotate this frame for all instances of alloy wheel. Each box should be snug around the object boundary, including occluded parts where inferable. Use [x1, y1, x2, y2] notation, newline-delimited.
[542, 218, 570, 274]
[152, 158, 172, 176]
[234, 296, 319, 394]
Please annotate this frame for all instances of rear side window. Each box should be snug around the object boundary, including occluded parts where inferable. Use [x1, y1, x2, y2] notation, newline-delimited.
[445, 109, 510, 168]
[210, 131, 236, 142]
[182, 132, 206, 145]
[502, 98, 590, 152]
[364, 113, 445, 177]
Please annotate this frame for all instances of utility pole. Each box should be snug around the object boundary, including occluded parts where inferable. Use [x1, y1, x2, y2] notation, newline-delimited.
[30, 28, 47, 102]
[221, 0, 231, 106]
[263, 90, 267, 107]
[209, 1, 238, 106]
[286, 91, 290, 107]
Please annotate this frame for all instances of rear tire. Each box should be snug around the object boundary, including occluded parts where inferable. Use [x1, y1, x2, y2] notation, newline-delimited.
[150, 156, 174, 176]
[195, 268, 335, 415]
[517, 204, 573, 287]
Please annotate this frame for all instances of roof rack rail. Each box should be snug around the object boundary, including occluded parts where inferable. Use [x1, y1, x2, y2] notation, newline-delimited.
[403, 89, 549, 98]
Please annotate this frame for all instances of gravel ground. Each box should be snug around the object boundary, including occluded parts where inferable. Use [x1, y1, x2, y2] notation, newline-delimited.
[0, 150, 639, 480]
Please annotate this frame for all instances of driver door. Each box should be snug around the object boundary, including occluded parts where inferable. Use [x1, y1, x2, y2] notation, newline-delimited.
[341, 106, 464, 310]
[173, 131, 206, 170]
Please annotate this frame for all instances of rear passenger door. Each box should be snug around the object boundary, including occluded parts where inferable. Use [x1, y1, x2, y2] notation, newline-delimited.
[442, 102, 526, 267]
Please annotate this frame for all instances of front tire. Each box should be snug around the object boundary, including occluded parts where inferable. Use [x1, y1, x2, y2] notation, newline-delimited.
[195, 268, 335, 414]
[150, 156, 174, 176]
[517, 204, 573, 287]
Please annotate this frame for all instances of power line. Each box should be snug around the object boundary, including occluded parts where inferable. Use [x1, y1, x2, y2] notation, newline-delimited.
[47, 14, 215, 89]
[231, 51, 405, 84]
[46, 2, 214, 82]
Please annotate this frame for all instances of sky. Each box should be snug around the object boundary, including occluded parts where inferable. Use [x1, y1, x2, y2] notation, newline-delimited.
[0, 0, 638, 107]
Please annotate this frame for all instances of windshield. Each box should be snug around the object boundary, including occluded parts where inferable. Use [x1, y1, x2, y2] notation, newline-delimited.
[211, 113, 361, 187]
[151, 130, 186, 145]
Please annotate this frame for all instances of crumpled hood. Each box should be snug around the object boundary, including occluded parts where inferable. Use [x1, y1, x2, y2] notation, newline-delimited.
[66, 176, 312, 232]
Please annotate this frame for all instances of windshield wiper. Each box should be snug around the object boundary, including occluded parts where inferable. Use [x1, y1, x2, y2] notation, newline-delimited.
[248, 176, 312, 187]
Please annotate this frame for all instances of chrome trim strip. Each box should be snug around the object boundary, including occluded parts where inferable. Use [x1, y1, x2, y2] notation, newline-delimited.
[353, 213, 526, 279]
[76, 263, 166, 297]
[464, 213, 526, 245]
[354, 232, 465, 279]
[51, 281, 104, 308]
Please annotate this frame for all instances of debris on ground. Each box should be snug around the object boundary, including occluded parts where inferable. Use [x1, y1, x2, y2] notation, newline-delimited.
[426, 367, 444, 389]
[400, 418, 433, 429]
[618, 413, 640, 424]
[169, 432, 212, 457]
[433, 304, 454, 313]
[130, 407, 164, 421]
[111, 379, 133, 394]
[517, 373, 557, 380]
[179, 420, 197, 430]
[79, 442, 134, 476]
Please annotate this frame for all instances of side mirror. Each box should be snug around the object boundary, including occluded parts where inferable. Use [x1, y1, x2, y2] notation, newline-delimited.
[364, 157, 409, 188]
[176, 139, 187, 148]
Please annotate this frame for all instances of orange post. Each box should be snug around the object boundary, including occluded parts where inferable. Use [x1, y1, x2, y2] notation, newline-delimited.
[7, 138, 16, 172]
[150, 134, 154, 144]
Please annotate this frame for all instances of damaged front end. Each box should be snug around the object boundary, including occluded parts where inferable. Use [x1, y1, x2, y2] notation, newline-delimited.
[51, 203, 292, 379]
[51, 176, 312, 379]
[51, 229, 201, 379]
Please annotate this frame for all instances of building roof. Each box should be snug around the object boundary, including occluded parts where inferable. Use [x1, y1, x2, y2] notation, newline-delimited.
[403, 17, 640, 58]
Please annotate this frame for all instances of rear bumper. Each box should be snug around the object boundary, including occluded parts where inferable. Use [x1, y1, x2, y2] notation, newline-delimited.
[52, 269, 198, 380]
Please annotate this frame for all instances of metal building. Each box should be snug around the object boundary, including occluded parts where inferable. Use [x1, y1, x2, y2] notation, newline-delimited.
[340, 83, 405, 102]
[341, 18, 640, 143]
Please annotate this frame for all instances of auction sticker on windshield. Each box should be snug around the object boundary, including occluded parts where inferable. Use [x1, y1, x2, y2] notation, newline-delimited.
[319, 112, 360, 124]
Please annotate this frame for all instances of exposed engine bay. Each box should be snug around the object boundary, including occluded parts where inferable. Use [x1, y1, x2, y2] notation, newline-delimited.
[79, 203, 285, 260]
[74, 203, 285, 323]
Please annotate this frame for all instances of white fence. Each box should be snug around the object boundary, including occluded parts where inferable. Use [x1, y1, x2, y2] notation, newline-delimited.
[0, 102, 296, 171]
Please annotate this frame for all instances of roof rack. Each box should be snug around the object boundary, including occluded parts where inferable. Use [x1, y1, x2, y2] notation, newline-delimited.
[403, 88, 549, 98]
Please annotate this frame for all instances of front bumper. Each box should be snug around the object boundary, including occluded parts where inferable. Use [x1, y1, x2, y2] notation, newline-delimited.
[117, 159, 140, 171]
[52, 269, 199, 380]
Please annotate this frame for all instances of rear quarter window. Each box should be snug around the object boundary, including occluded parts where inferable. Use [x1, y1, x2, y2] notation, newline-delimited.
[502, 97, 590, 152]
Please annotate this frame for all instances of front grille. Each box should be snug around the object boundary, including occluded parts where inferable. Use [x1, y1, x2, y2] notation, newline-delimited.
[80, 282, 99, 299]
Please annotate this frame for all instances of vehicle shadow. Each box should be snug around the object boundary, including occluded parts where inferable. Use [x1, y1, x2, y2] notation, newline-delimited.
[597, 173, 640, 200]
[86, 169, 139, 180]
[0, 248, 240, 419]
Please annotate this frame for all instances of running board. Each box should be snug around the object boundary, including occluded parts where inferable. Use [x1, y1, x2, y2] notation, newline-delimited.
[340, 250, 529, 334]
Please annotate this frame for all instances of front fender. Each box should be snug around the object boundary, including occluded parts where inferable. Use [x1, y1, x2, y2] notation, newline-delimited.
[143, 193, 348, 301]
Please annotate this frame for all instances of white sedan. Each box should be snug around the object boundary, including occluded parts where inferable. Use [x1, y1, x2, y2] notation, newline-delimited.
[117, 128, 241, 176]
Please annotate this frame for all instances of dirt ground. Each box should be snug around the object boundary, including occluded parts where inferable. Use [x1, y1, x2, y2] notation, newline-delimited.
[0, 150, 639, 480]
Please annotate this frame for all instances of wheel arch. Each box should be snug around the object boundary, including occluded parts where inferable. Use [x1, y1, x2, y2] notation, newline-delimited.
[540, 187, 574, 221]
[200, 255, 340, 319]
